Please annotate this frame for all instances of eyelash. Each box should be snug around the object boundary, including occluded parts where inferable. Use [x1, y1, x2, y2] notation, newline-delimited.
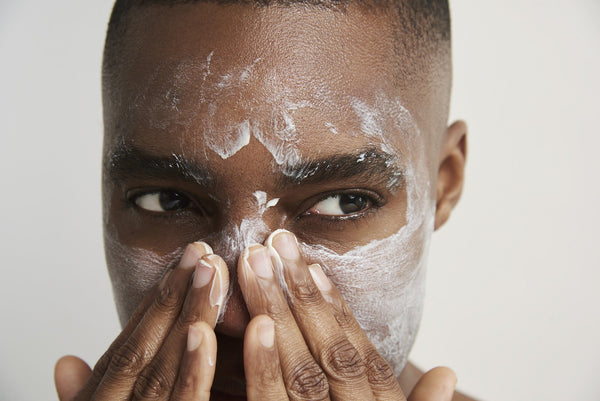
[126, 189, 201, 220]
[127, 189, 384, 224]
[297, 190, 384, 228]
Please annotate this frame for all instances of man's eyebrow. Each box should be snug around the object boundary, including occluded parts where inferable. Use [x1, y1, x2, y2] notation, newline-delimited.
[105, 145, 215, 187]
[279, 148, 404, 190]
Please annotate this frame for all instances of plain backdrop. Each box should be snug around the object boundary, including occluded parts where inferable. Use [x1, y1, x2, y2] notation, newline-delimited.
[1, 1, 599, 400]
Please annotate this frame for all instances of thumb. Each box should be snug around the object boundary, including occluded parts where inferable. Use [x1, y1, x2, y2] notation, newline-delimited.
[408, 366, 457, 401]
[54, 355, 92, 401]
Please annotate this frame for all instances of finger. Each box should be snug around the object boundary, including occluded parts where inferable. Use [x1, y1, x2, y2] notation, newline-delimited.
[93, 242, 211, 400]
[74, 269, 168, 399]
[170, 322, 218, 401]
[133, 253, 228, 400]
[238, 245, 330, 401]
[54, 355, 92, 401]
[408, 367, 457, 401]
[268, 230, 375, 401]
[76, 242, 213, 400]
[306, 263, 406, 400]
[244, 315, 288, 401]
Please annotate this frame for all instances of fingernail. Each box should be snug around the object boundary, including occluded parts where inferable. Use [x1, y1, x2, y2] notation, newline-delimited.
[270, 230, 300, 260]
[308, 264, 332, 292]
[180, 243, 208, 269]
[207, 255, 227, 308]
[187, 324, 203, 351]
[247, 246, 273, 279]
[193, 241, 213, 255]
[257, 318, 275, 349]
[193, 258, 215, 288]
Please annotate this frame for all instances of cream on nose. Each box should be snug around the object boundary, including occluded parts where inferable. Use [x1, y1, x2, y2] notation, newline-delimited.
[207, 218, 272, 338]
[210, 218, 271, 269]
[203, 189, 285, 336]
[208, 189, 283, 270]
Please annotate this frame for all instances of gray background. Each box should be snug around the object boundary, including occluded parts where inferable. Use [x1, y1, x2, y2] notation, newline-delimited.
[1, 0, 599, 399]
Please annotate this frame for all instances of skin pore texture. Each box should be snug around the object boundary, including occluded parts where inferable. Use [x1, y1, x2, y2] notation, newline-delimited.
[99, 2, 466, 398]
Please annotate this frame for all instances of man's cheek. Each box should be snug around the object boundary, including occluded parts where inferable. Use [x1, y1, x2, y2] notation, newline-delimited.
[299, 220, 431, 375]
[297, 155, 435, 375]
[104, 231, 184, 326]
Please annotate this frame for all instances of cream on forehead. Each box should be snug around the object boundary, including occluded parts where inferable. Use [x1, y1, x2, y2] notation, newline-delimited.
[126, 52, 417, 167]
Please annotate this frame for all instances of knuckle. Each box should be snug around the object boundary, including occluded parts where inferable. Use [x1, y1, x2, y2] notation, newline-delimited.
[155, 281, 185, 311]
[133, 365, 172, 400]
[256, 360, 281, 388]
[175, 305, 202, 332]
[363, 349, 397, 389]
[321, 339, 365, 380]
[176, 373, 196, 395]
[91, 350, 112, 378]
[289, 279, 321, 304]
[265, 298, 288, 318]
[331, 302, 354, 329]
[95, 350, 112, 372]
[286, 358, 329, 400]
[109, 342, 148, 376]
[173, 361, 196, 396]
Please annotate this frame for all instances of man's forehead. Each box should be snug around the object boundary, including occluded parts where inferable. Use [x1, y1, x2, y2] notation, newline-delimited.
[104, 2, 425, 169]
[112, 2, 401, 102]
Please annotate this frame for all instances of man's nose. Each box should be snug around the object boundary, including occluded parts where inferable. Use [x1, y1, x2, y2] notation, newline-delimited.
[208, 219, 273, 338]
[214, 280, 251, 338]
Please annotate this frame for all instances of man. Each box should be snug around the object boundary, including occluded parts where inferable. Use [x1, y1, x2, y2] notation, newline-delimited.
[55, 0, 469, 399]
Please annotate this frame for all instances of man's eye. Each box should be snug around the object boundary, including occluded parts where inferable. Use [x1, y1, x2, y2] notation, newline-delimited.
[133, 190, 191, 212]
[307, 193, 373, 216]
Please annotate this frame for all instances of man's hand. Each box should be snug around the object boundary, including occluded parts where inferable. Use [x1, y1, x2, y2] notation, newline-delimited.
[54, 242, 228, 401]
[55, 232, 457, 400]
[238, 229, 458, 401]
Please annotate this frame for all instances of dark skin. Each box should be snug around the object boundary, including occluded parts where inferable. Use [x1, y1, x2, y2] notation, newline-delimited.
[55, 3, 470, 400]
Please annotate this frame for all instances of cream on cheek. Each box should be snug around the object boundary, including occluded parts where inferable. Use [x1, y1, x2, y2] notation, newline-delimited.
[293, 94, 435, 375]
[104, 232, 185, 327]
[298, 164, 434, 375]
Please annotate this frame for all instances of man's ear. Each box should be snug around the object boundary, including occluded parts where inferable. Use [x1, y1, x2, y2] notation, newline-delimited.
[434, 120, 467, 230]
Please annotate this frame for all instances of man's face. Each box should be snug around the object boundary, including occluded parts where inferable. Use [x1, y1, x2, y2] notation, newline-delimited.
[102, 2, 445, 387]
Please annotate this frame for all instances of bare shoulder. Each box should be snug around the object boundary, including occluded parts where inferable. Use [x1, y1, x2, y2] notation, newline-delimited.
[399, 361, 478, 401]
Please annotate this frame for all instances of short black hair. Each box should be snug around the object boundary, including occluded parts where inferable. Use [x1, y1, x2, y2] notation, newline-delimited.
[103, 0, 451, 75]
[105, 0, 449, 39]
